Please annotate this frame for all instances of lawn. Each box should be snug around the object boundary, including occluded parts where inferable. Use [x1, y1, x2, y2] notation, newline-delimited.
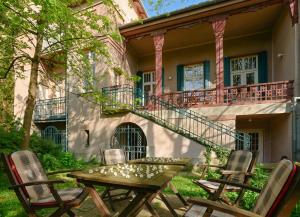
[1, 166, 300, 217]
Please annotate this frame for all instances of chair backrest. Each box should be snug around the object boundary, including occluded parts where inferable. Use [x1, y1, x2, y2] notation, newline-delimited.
[104, 149, 126, 165]
[9, 150, 51, 200]
[253, 159, 296, 217]
[225, 150, 253, 183]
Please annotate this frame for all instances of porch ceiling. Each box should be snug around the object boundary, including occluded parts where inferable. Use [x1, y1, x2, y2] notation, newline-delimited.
[127, 4, 283, 57]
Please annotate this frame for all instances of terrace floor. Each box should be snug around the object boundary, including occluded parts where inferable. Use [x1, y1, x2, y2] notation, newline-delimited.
[71, 192, 187, 217]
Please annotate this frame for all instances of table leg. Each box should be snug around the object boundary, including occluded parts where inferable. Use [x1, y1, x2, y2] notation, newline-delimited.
[119, 191, 148, 217]
[169, 182, 188, 206]
[145, 200, 160, 217]
[86, 185, 111, 217]
[158, 192, 179, 217]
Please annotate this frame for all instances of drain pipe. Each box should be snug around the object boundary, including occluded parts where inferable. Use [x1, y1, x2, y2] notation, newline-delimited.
[292, 97, 300, 161]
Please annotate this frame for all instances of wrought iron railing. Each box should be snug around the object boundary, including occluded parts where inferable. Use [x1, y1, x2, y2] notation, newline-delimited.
[102, 85, 251, 151]
[34, 97, 66, 122]
[161, 80, 293, 107]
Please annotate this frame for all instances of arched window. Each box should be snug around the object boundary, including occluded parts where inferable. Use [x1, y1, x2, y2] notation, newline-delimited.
[111, 123, 147, 160]
[42, 126, 66, 150]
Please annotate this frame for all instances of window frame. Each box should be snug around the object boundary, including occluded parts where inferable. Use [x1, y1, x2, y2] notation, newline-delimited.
[230, 55, 258, 86]
[183, 62, 205, 91]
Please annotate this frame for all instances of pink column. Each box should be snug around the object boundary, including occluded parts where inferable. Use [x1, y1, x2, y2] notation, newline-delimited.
[153, 32, 165, 96]
[289, 0, 299, 25]
[211, 17, 226, 104]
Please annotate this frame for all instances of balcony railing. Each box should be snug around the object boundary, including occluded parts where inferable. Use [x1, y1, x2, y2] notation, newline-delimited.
[34, 97, 66, 122]
[224, 80, 294, 104]
[162, 80, 293, 107]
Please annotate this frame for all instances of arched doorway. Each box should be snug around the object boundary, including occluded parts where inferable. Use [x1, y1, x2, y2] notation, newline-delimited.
[111, 123, 147, 160]
[42, 126, 66, 150]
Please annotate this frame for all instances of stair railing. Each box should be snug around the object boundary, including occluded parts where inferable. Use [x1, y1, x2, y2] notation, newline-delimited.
[102, 84, 251, 151]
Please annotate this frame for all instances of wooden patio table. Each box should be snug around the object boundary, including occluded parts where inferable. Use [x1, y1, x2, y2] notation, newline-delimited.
[129, 157, 192, 213]
[68, 163, 184, 217]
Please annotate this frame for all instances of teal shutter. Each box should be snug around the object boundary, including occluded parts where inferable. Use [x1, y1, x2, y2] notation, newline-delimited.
[136, 71, 143, 98]
[177, 65, 184, 91]
[258, 51, 268, 83]
[162, 67, 165, 94]
[224, 57, 231, 87]
[203, 61, 210, 89]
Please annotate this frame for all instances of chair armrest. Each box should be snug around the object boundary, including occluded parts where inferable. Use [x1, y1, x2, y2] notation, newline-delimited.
[47, 169, 83, 175]
[207, 178, 261, 193]
[221, 170, 253, 176]
[204, 164, 225, 169]
[188, 198, 263, 217]
[9, 180, 65, 189]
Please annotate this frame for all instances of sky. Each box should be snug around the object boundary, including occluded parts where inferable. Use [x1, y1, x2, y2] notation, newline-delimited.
[141, 0, 208, 17]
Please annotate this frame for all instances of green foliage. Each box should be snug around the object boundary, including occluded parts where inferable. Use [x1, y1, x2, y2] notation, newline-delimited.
[0, 126, 23, 154]
[57, 152, 85, 169]
[30, 132, 62, 157]
[40, 154, 62, 171]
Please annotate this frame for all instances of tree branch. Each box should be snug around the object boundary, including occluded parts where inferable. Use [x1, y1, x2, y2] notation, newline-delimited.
[3, 2, 38, 35]
[0, 55, 32, 79]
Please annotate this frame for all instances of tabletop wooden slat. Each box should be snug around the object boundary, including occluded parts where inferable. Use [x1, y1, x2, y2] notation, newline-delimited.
[67, 163, 183, 190]
[129, 157, 192, 166]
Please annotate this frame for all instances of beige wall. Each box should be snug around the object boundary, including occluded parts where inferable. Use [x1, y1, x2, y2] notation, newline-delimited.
[270, 114, 293, 162]
[67, 94, 207, 162]
[272, 8, 296, 83]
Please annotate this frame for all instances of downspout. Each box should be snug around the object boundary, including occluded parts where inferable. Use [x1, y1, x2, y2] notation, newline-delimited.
[293, 97, 300, 161]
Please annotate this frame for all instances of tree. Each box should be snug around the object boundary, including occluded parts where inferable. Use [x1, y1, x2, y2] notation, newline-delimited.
[0, 0, 121, 149]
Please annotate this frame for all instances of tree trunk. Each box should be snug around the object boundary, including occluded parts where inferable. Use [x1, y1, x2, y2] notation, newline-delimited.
[21, 33, 43, 149]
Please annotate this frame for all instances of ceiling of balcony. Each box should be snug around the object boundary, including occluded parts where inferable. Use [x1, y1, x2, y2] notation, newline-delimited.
[127, 3, 284, 57]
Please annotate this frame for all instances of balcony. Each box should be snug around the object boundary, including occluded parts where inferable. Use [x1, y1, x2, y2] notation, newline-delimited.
[34, 97, 66, 122]
[162, 80, 294, 108]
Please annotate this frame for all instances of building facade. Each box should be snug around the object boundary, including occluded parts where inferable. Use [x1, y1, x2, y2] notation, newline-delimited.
[14, 0, 300, 163]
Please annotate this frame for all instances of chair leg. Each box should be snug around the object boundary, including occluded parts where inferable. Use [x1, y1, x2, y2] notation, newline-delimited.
[107, 190, 116, 212]
[49, 207, 67, 217]
[67, 209, 75, 217]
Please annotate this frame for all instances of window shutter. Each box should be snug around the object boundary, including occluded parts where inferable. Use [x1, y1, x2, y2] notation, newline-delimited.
[136, 71, 143, 98]
[203, 61, 210, 89]
[177, 65, 184, 91]
[258, 51, 268, 83]
[224, 57, 231, 87]
[162, 67, 165, 94]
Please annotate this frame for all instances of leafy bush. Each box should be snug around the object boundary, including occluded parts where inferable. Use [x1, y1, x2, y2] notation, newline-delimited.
[40, 154, 62, 171]
[0, 123, 23, 154]
[30, 133, 62, 157]
[57, 152, 84, 169]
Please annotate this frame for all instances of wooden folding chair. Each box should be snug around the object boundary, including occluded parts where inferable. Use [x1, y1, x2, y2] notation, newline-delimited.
[1, 150, 88, 217]
[185, 159, 300, 217]
[194, 150, 258, 205]
[102, 149, 132, 211]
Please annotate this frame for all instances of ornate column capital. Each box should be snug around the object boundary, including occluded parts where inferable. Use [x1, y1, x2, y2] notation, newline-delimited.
[152, 31, 166, 52]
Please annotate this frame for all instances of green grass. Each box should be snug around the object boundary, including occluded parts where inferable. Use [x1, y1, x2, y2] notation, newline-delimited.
[1, 167, 300, 216]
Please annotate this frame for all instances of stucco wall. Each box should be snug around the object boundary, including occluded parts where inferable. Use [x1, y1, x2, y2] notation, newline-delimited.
[67, 94, 208, 162]
[270, 113, 293, 162]
[272, 8, 295, 83]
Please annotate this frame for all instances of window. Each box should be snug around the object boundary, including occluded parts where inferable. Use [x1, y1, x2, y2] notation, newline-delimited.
[231, 55, 258, 86]
[184, 63, 204, 91]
